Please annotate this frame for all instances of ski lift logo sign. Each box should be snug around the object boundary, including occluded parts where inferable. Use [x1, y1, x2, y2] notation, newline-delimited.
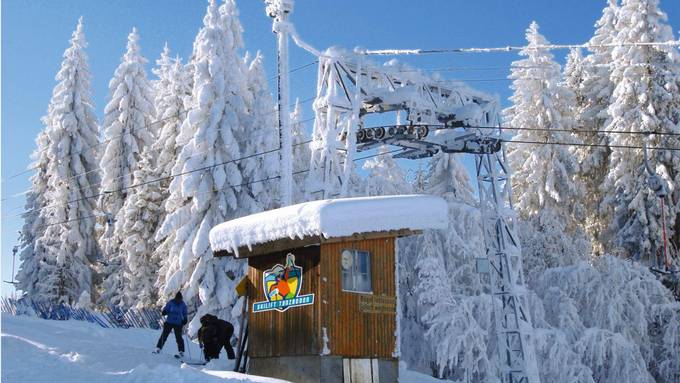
[253, 253, 315, 313]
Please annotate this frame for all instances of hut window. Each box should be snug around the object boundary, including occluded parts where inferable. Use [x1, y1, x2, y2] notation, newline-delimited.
[340, 249, 372, 293]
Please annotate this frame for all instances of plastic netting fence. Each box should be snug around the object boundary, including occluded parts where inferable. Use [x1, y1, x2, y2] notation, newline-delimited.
[0, 297, 163, 329]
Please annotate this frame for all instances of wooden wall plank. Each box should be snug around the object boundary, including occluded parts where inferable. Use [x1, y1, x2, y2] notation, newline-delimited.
[247, 246, 320, 357]
[321, 237, 397, 359]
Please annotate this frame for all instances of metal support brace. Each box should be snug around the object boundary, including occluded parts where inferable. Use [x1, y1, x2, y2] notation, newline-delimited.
[475, 145, 539, 383]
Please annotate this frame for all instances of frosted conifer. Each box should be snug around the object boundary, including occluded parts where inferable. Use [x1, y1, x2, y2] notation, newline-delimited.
[290, 99, 311, 203]
[116, 152, 163, 308]
[16, 18, 100, 304]
[602, 0, 680, 261]
[574, 0, 620, 254]
[98, 27, 155, 306]
[152, 44, 191, 183]
[239, 51, 279, 212]
[155, 0, 251, 335]
[362, 145, 412, 196]
[403, 152, 487, 376]
[505, 21, 589, 279]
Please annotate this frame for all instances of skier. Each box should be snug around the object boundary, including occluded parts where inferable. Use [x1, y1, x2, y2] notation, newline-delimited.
[153, 291, 188, 357]
[197, 314, 236, 361]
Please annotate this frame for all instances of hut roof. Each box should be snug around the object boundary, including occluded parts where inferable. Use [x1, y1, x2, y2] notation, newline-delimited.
[209, 194, 448, 257]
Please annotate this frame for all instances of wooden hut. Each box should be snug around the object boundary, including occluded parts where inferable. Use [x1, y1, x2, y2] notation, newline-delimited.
[209, 195, 447, 383]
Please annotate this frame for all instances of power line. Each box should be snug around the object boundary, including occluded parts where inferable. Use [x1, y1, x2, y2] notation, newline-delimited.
[363, 40, 680, 56]
[3, 57, 320, 184]
[2, 115, 318, 211]
[24, 144, 400, 230]
[267, 60, 318, 82]
[7, 138, 314, 220]
[504, 139, 680, 152]
[32, 176, 283, 232]
[436, 124, 680, 138]
[3, 95, 317, 185]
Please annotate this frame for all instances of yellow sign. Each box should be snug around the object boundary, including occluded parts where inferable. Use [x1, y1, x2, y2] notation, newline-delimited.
[235, 276, 248, 297]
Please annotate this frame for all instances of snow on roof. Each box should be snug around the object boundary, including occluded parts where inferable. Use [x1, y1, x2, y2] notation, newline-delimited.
[209, 194, 448, 257]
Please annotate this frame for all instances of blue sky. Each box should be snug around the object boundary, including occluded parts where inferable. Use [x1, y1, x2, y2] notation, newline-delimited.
[2, 0, 679, 295]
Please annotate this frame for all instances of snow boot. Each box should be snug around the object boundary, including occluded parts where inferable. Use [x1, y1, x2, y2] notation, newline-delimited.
[152, 347, 161, 354]
[174, 351, 184, 359]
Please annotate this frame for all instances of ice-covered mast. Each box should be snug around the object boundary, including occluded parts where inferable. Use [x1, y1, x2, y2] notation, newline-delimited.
[265, 0, 294, 206]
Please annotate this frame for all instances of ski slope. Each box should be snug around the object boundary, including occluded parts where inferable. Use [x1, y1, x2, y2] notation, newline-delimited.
[1, 315, 284, 383]
[1, 315, 445, 383]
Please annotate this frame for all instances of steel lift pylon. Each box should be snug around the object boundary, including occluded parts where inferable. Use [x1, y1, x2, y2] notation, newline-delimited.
[315, 56, 540, 383]
[265, 1, 539, 381]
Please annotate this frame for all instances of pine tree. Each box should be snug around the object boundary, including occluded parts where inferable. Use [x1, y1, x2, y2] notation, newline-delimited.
[602, 0, 680, 261]
[116, 152, 163, 309]
[14, 133, 49, 299]
[239, 51, 279, 212]
[574, 0, 620, 254]
[362, 145, 412, 196]
[533, 256, 676, 382]
[155, 0, 251, 334]
[16, 18, 100, 304]
[290, 99, 311, 203]
[149, 45, 192, 298]
[505, 21, 589, 279]
[98, 27, 155, 307]
[152, 43, 191, 183]
[404, 152, 487, 376]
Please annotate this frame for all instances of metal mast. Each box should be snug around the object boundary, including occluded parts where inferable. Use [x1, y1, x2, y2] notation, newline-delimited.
[266, 0, 294, 206]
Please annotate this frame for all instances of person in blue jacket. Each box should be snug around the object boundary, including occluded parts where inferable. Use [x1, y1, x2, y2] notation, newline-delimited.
[153, 291, 188, 357]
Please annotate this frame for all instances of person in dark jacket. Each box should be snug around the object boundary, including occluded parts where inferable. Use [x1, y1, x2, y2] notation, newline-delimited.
[153, 292, 188, 356]
[197, 314, 235, 361]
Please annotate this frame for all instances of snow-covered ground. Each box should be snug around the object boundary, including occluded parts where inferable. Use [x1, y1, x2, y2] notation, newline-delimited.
[1, 315, 444, 383]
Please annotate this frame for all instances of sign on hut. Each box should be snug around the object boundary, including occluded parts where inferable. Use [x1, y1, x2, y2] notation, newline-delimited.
[209, 195, 447, 383]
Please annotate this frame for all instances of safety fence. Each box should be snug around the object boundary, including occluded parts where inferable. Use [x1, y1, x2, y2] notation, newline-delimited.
[0, 297, 163, 329]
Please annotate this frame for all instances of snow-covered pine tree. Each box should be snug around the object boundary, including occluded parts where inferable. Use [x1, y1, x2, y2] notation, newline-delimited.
[98, 27, 155, 307]
[404, 152, 488, 377]
[155, 0, 251, 335]
[602, 0, 680, 262]
[362, 145, 412, 196]
[573, 0, 619, 255]
[290, 99, 311, 203]
[14, 133, 50, 299]
[533, 256, 678, 382]
[505, 21, 589, 280]
[152, 43, 191, 183]
[150, 45, 192, 298]
[239, 51, 279, 212]
[16, 18, 100, 304]
[115, 152, 163, 309]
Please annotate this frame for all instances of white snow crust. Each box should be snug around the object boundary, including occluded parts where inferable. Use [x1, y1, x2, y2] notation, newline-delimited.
[209, 195, 447, 256]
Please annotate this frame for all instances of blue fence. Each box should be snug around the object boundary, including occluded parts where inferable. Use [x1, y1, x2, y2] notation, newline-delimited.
[0, 297, 163, 329]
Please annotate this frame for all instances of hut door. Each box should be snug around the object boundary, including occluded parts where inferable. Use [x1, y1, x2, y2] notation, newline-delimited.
[343, 358, 380, 383]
